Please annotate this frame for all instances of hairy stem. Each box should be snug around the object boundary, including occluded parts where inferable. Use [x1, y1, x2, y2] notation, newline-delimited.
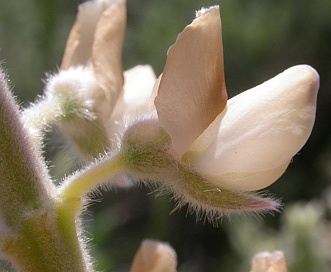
[23, 93, 110, 160]
[58, 152, 126, 201]
[0, 72, 92, 271]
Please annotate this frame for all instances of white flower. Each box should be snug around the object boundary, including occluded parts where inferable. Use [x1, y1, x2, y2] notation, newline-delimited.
[152, 6, 319, 192]
[111, 5, 318, 215]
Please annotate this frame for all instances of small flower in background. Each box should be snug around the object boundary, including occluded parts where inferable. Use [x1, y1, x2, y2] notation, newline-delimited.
[22, 0, 127, 159]
[280, 201, 329, 272]
[225, 200, 331, 272]
[130, 240, 177, 272]
[55, 0, 127, 158]
[25, 0, 157, 160]
[60, 0, 126, 116]
[250, 251, 287, 272]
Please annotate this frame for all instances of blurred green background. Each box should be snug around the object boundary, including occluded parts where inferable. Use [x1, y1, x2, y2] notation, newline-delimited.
[0, 0, 331, 271]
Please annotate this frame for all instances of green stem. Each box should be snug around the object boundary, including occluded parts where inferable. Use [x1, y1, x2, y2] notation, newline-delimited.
[0, 207, 91, 272]
[23, 94, 110, 160]
[0, 73, 92, 271]
[58, 152, 126, 201]
[22, 98, 64, 150]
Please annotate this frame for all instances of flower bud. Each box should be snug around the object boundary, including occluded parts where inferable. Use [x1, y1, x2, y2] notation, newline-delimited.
[130, 240, 177, 272]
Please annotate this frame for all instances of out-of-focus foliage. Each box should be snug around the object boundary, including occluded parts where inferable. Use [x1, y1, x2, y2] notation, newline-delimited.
[228, 200, 331, 272]
[0, 0, 330, 271]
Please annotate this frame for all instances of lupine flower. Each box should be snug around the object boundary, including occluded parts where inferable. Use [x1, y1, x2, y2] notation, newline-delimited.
[22, 0, 127, 159]
[58, 0, 156, 134]
[109, 6, 319, 216]
[36, 0, 157, 159]
[59, 0, 159, 141]
[154, 6, 318, 191]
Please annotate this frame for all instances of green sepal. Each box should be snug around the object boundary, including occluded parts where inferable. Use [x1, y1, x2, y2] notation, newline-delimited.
[121, 120, 281, 223]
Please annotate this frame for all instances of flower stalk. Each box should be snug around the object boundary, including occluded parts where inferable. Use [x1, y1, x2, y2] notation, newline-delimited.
[58, 152, 126, 201]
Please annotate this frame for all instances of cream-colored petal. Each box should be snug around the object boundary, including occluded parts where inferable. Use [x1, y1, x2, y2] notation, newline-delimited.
[155, 6, 227, 157]
[130, 240, 177, 272]
[92, 1, 126, 111]
[187, 65, 319, 190]
[121, 65, 156, 114]
[106, 65, 156, 141]
[61, 0, 107, 68]
[211, 161, 290, 191]
[61, 14, 80, 69]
